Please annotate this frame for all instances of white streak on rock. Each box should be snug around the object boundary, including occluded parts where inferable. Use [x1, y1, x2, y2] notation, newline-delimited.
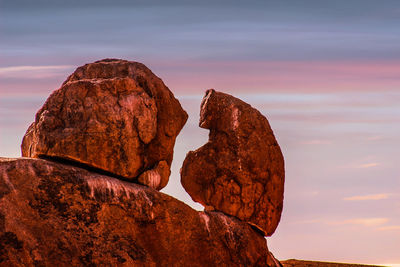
[199, 212, 210, 232]
[27, 164, 37, 176]
[138, 170, 161, 190]
[231, 107, 240, 130]
[86, 175, 141, 199]
[219, 213, 229, 228]
[0, 169, 15, 191]
[199, 90, 213, 127]
[147, 170, 161, 189]
[216, 212, 235, 241]
[139, 190, 154, 207]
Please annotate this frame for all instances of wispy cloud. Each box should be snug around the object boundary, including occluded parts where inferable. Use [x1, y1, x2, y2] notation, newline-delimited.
[344, 193, 390, 201]
[0, 65, 72, 73]
[291, 217, 390, 227]
[355, 163, 380, 169]
[0, 65, 74, 79]
[329, 218, 388, 227]
[0, 65, 73, 73]
[378, 225, 400, 231]
[301, 139, 332, 145]
[290, 219, 322, 225]
[339, 161, 382, 170]
[366, 135, 384, 141]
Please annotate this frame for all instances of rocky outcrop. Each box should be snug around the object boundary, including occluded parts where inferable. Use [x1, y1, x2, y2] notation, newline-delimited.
[0, 157, 279, 266]
[11, 60, 285, 266]
[181, 89, 285, 236]
[21, 59, 188, 190]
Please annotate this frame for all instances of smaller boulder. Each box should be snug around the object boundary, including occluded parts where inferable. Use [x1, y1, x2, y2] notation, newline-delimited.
[181, 89, 285, 236]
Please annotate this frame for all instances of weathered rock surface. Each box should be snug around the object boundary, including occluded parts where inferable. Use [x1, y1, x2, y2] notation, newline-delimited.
[0, 157, 280, 267]
[181, 89, 285, 236]
[21, 59, 188, 190]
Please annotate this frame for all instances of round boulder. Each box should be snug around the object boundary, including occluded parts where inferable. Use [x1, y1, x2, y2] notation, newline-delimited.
[21, 59, 188, 190]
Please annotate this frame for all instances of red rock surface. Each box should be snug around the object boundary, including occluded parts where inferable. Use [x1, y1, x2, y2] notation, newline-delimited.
[0, 157, 280, 266]
[21, 59, 187, 190]
[181, 89, 285, 236]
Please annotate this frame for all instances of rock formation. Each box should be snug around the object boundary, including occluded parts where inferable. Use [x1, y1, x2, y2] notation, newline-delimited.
[181, 89, 285, 236]
[21, 59, 188, 190]
[7, 60, 285, 266]
[0, 157, 279, 266]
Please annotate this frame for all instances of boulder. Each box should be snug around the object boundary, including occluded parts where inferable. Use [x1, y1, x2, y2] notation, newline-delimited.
[21, 59, 188, 190]
[181, 89, 285, 236]
[0, 157, 279, 266]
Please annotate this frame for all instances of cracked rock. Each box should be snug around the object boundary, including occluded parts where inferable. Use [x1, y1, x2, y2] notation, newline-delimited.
[181, 89, 285, 236]
[21, 59, 187, 190]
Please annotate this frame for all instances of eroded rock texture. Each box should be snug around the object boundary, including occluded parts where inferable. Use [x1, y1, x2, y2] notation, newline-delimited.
[21, 59, 187, 190]
[181, 89, 285, 236]
[0, 157, 279, 266]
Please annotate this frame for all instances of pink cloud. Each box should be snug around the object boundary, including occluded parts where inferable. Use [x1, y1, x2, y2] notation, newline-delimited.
[329, 218, 388, 227]
[152, 59, 400, 93]
[378, 225, 400, 231]
[2, 60, 399, 98]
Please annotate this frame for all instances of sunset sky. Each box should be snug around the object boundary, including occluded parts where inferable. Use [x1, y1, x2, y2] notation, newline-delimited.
[1, 0, 399, 265]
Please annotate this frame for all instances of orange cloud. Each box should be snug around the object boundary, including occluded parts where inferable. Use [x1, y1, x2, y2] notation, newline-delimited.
[355, 163, 380, 169]
[329, 218, 388, 227]
[344, 194, 390, 201]
[378, 225, 400, 231]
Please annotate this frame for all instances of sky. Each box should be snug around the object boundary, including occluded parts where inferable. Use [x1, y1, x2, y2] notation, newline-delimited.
[1, 0, 399, 265]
